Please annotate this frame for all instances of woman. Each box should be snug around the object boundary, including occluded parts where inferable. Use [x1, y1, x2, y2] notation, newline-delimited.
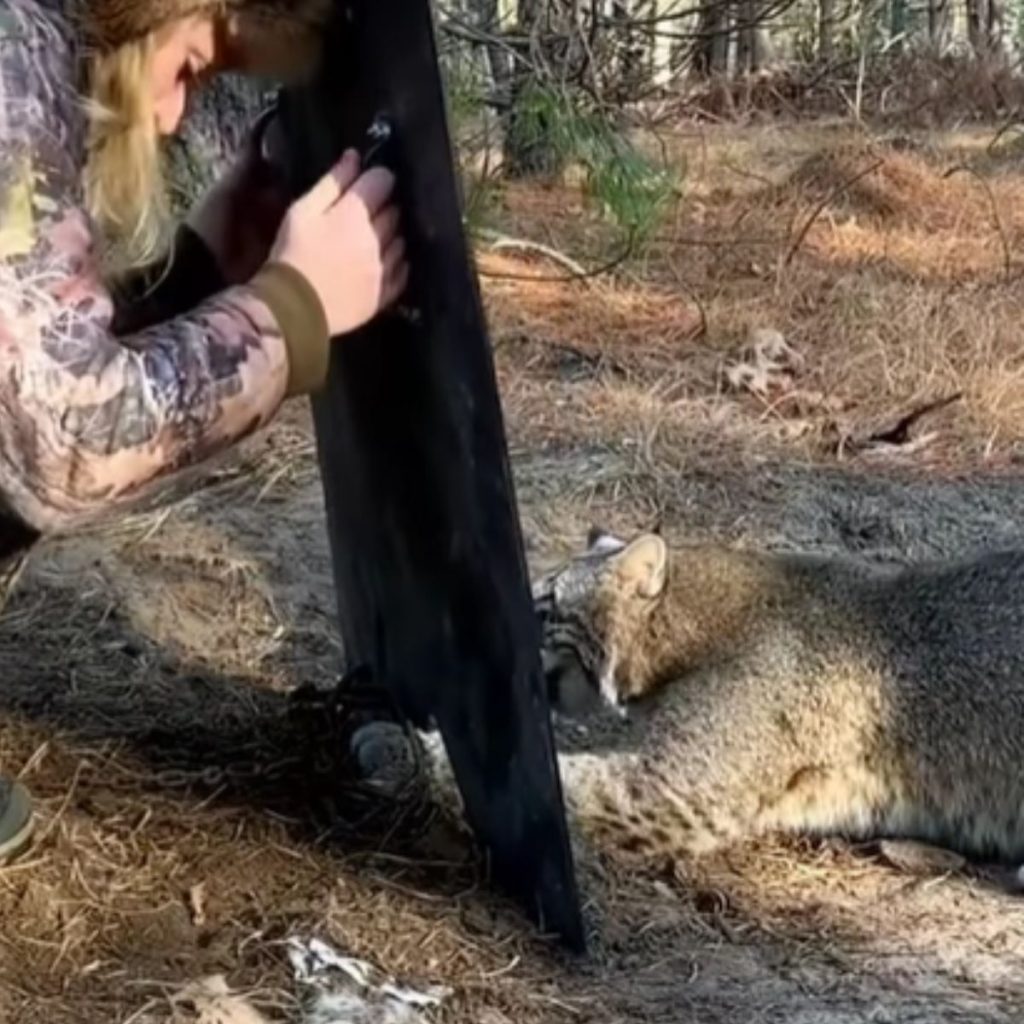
[0, 0, 409, 861]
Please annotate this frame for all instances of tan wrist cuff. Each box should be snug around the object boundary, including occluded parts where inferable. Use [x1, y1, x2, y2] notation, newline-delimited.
[250, 262, 330, 397]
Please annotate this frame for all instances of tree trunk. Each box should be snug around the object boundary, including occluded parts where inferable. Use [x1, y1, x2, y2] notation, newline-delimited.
[650, 0, 677, 85]
[613, 0, 649, 95]
[927, 0, 952, 52]
[694, 0, 731, 74]
[889, 0, 907, 49]
[987, 0, 1005, 53]
[477, 0, 516, 97]
[966, 0, 988, 53]
[818, 0, 835, 61]
[737, 0, 758, 72]
[718, 2, 734, 72]
[502, 0, 567, 177]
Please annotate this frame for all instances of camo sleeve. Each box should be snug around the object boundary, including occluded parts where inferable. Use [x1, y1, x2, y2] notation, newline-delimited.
[0, 2, 325, 535]
[109, 224, 228, 337]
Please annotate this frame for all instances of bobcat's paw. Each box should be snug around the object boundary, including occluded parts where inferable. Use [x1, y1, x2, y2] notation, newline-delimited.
[877, 839, 966, 877]
[412, 730, 456, 805]
[350, 721, 420, 797]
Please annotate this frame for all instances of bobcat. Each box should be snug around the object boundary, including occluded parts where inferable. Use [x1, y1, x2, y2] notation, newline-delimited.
[356, 531, 1024, 864]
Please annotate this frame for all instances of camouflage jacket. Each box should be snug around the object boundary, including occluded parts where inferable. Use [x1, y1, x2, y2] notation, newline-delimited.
[0, 0, 294, 559]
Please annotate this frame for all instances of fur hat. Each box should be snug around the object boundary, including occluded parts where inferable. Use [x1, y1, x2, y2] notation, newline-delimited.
[76, 0, 329, 51]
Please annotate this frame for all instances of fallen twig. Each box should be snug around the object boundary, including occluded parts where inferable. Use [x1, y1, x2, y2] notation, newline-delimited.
[835, 392, 963, 458]
[476, 228, 636, 283]
[479, 231, 590, 277]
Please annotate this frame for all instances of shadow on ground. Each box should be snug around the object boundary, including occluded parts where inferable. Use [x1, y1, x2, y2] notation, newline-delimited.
[3, 439, 1024, 1022]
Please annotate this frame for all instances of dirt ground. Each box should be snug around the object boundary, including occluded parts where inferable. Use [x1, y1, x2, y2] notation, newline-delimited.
[5, 120, 1024, 1022]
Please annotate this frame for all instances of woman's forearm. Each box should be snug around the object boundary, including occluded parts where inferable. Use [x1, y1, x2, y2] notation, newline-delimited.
[0, 264, 294, 533]
[0, 13, 327, 534]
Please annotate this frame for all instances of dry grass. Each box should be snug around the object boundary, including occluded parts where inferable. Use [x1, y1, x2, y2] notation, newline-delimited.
[6, 118, 1024, 1022]
[487, 122, 1024, 475]
[6, 455, 1024, 1023]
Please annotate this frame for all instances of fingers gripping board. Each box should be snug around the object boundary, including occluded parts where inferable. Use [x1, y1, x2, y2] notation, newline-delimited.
[274, 0, 585, 950]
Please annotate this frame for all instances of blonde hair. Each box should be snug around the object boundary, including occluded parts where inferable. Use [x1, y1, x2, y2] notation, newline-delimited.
[83, 32, 171, 271]
[81, 5, 328, 273]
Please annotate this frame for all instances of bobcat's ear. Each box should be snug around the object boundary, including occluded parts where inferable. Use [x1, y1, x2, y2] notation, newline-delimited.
[586, 526, 628, 556]
[613, 534, 668, 599]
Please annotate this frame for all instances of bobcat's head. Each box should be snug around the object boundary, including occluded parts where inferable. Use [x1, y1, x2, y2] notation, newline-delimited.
[533, 529, 669, 714]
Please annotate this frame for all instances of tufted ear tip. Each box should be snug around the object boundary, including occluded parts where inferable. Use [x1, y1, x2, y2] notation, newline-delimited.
[613, 534, 668, 599]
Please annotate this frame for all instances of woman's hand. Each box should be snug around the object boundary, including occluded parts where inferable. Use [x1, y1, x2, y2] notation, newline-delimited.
[187, 111, 291, 286]
[269, 149, 409, 337]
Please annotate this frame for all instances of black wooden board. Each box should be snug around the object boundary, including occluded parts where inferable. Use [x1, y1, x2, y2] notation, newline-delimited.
[273, 0, 585, 950]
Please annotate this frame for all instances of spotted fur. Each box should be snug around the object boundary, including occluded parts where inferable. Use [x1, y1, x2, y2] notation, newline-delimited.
[531, 531, 1024, 863]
